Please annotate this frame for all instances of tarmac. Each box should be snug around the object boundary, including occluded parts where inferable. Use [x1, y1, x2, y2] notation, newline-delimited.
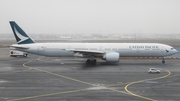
[0, 40, 180, 101]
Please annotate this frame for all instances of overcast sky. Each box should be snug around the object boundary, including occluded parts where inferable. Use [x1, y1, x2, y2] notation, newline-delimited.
[0, 0, 180, 35]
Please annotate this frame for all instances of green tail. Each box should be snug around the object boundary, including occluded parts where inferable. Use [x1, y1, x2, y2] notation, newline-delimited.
[9, 21, 35, 44]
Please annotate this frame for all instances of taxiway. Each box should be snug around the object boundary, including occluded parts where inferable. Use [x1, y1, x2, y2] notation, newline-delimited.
[0, 47, 179, 101]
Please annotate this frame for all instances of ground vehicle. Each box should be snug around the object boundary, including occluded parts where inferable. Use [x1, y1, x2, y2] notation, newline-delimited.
[10, 50, 28, 57]
[148, 68, 160, 73]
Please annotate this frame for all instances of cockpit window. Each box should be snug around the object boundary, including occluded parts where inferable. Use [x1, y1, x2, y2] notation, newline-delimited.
[171, 48, 174, 50]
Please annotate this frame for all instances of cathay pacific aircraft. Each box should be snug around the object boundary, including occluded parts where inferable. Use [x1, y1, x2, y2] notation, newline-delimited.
[9, 21, 177, 65]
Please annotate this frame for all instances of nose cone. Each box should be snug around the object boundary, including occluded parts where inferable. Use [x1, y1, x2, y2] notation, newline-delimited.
[168, 48, 177, 55]
[174, 49, 178, 54]
[171, 48, 178, 55]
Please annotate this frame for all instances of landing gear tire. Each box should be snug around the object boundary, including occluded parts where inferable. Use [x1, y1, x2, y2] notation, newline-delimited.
[86, 59, 96, 65]
[86, 59, 90, 64]
[23, 54, 28, 57]
[162, 60, 165, 64]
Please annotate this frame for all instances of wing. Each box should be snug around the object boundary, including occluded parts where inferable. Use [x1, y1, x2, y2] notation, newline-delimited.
[66, 49, 105, 55]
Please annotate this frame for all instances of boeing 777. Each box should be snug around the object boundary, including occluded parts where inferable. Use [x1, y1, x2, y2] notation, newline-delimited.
[9, 21, 177, 65]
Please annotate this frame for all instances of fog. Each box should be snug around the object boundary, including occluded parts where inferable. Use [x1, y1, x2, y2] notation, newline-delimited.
[0, 0, 180, 35]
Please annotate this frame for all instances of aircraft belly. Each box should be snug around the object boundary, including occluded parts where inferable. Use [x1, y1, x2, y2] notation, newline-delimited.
[119, 50, 164, 57]
[43, 49, 74, 57]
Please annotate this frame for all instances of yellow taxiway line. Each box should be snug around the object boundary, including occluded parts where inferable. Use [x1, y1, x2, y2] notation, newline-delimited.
[125, 70, 171, 101]
[7, 56, 173, 101]
[7, 89, 86, 101]
[0, 61, 32, 75]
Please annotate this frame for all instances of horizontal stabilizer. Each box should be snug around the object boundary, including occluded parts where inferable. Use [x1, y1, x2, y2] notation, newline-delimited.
[9, 45, 29, 49]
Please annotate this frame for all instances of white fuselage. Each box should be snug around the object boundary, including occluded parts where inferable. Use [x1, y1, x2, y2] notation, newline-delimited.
[9, 21, 178, 64]
[12, 43, 177, 58]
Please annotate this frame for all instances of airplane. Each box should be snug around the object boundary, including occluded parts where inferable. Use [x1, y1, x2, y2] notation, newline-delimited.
[9, 21, 177, 65]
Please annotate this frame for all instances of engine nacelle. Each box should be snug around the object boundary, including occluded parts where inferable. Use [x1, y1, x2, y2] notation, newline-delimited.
[103, 52, 120, 62]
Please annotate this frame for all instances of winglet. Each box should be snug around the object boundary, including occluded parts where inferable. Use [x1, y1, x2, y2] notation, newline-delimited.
[9, 21, 35, 44]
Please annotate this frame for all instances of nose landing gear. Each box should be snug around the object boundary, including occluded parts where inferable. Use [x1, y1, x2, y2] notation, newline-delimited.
[162, 58, 165, 64]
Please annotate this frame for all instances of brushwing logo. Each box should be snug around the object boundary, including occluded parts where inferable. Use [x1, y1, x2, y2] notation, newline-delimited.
[14, 26, 29, 44]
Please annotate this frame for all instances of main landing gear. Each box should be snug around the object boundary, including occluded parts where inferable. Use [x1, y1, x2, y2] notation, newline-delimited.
[86, 59, 97, 65]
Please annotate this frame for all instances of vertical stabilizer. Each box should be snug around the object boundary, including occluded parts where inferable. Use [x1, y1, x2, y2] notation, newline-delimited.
[9, 21, 35, 44]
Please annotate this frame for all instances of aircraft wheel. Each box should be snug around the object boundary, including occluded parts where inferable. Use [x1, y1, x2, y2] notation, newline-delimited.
[86, 59, 90, 65]
[86, 59, 96, 65]
[162, 60, 165, 64]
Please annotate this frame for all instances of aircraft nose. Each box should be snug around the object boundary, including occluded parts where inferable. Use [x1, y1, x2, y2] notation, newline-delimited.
[173, 49, 178, 54]
[175, 49, 178, 52]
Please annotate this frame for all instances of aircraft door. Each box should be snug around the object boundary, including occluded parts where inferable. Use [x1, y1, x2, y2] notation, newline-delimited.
[99, 46, 103, 50]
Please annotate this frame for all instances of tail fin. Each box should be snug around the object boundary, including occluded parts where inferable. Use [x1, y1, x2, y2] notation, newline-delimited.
[9, 21, 35, 44]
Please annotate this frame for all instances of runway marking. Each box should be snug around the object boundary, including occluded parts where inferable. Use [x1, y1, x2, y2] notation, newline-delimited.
[8, 57, 138, 101]
[167, 73, 180, 78]
[30, 67, 131, 96]
[125, 70, 171, 101]
[106, 82, 131, 87]
[7, 88, 86, 101]
[32, 67, 97, 86]
[37, 56, 44, 61]
[31, 57, 133, 95]
[0, 61, 32, 74]
[7, 57, 174, 101]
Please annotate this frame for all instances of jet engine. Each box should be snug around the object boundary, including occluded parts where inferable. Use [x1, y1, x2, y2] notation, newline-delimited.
[103, 52, 120, 62]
